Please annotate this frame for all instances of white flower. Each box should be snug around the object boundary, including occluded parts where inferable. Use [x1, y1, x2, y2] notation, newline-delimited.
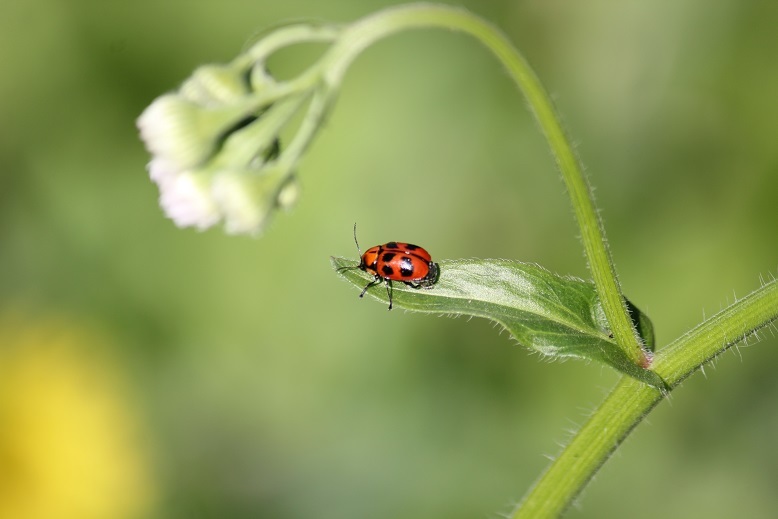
[147, 157, 177, 187]
[135, 26, 328, 235]
[148, 159, 220, 230]
[137, 95, 246, 170]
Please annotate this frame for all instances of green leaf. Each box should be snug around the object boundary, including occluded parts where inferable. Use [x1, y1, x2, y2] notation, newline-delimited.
[332, 257, 664, 388]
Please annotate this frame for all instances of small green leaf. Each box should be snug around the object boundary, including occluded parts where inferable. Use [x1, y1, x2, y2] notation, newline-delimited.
[332, 257, 664, 388]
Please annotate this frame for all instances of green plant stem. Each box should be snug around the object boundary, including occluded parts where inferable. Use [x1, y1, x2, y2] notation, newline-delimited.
[513, 278, 778, 518]
[276, 6, 778, 516]
[317, 3, 648, 368]
[306, 5, 778, 515]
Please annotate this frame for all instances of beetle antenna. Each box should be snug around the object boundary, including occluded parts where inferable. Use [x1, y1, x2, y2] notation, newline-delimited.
[352, 222, 361, 256]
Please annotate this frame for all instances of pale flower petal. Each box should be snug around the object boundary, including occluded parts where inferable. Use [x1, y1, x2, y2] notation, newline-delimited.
[137, 95, 247, 171]
[147, 158, 177, 188]
[158, 170, 220, 230]
[137, 95, 213, 169]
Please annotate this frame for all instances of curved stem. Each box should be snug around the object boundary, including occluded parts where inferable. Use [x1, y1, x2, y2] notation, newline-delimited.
[245, 6, 778, 516]
[241, 24, 341, 64]
[513, 278, 778, 518]
[279, 85, 332, 172]
[317, 3, 648, 368]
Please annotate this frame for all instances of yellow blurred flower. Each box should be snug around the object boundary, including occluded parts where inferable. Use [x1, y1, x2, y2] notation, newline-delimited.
[0, 315, 154, 519]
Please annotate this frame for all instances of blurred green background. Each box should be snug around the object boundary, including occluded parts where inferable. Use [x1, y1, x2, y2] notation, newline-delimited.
[1, 1, 777, 518]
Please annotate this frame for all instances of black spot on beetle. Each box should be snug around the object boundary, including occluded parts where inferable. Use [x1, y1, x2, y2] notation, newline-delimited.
[400, 257, 414, 277]
[405, 244, 419, 251]
[381, 265, 394, 276]
[385, 242, 398, 249]
[382, 252, 396, 262]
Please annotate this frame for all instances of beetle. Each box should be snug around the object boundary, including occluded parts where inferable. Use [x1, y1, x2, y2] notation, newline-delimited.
[340, 224, 439, 310]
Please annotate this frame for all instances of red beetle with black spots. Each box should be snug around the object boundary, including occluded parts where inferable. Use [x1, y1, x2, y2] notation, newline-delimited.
[341, 224, 439, 310]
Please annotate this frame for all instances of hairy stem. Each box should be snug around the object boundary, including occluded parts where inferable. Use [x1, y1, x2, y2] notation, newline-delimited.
[513, 278, 778, 518]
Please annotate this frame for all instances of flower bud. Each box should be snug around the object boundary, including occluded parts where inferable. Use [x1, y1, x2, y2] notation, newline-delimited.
[137, 94, 249, 170]
[148, 159, 220, 230]
[212, 165, 288, 235]
[275, 174, 300, 211]
[138, 21, 343, 235]
[180, 64, 251, 106]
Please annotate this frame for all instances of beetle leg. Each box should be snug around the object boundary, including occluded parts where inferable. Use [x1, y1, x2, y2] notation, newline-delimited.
[385, 279, 393, 310]
[360, 276, 383, 298]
